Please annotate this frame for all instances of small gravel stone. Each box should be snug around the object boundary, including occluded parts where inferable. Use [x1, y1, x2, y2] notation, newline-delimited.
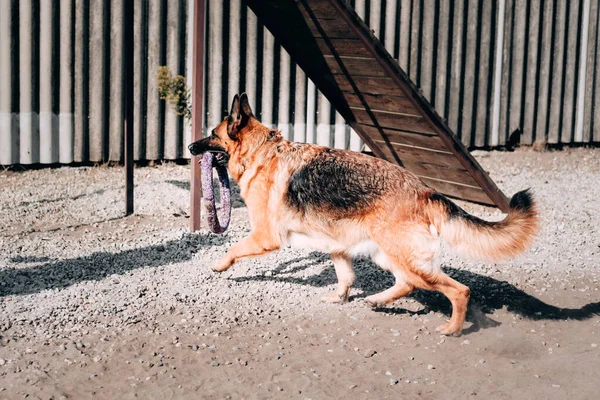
[363, 349, 376, 358]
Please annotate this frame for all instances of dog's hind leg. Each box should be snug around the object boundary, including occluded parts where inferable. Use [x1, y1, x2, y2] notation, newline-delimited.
[365, 224, 469, 334]
[364, 269, 414, 307]
[430, 274, 470, 336]
[370, 227, 470, 335]
[362, 246, 414, 307]
[321, 252, 355, 304]
[212, 233, 280, 272]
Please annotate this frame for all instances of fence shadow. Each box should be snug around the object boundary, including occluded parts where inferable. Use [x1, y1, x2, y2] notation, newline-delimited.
[0, 233, 230, 298]
[2, 189, 108, 211]
[231, 253, 600, 327]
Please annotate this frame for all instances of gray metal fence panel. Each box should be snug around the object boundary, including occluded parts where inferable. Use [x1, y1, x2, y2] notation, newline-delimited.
[1, 0, 598, 165]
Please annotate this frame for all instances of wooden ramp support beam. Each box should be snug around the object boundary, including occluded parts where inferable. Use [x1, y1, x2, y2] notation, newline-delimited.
[245, 0, 510, 211]
[124, 0, 134, 216]
[190, 0, 206, 231]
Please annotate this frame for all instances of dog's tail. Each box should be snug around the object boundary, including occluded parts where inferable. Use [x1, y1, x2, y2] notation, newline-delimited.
[426, 190, 539, 261]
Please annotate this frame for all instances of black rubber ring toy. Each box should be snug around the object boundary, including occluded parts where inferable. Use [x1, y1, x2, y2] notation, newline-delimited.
[200, 152, 231, 234]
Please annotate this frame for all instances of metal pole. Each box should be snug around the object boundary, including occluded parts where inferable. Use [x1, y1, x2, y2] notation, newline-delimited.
[190, 0, 206, 232]
[124, 0, 134, 216]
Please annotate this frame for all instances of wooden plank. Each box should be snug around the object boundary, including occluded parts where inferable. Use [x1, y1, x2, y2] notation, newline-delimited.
[124, 0, 134, 215]
[420, 0, 435, 102]
[359, 124, 448, 151]
[352, 109, 435, 134]
[303, 13, 356, 38]
[498, 0, 514, 146]
[447, 0, 465, 135]
[89, 0, 107, 161]
[522, 0, 541, 145]
[345, 121, 391, 162]
[369, 0, 382, 38]
[398, 0, 411, 71]
[547, 0, 567, 144]
[145, 0, 162, 159]
[502, 1, 527, 144]
[133, 0, 145, 160]
[374, 146, 486, 203]
[343, 92, 418, 115]
[584, 0, 599, 142]
[593, 0, 600, 142]
[383, 0, 397, 55]
[190, 0, 206, 232]
[560, 1, 581, 143]
[419, 178, 494, 205]
[334, 75, 399, 96]
[324, 55, 387, 77]
[373, 143, 474, 181]
[508, 0, 526, 146]
[110, 0, 125, 162]
[535, 0, 554, 144]
[302, 0, 338, 18]
[474, 0, 494, 147]
[315, 38, 372, 57]
[435, 0, 451, 115]
[583, 0, 600, 143]
[403, 161, 476, 186]
[374, 140, 466, 169]
[460, 0, 479, 147]
[409, 0, 421, 83]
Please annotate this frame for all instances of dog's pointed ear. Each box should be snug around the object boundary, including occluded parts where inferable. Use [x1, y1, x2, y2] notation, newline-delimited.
[230, 94, 241, 121]
[227, 94, 242, 140]
[240, 93, 253, 118]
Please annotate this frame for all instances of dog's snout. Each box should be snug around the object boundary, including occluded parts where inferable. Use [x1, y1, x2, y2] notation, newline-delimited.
[188, 142, 200, 156]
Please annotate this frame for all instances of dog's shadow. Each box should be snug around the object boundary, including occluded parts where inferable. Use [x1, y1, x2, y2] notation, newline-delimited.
[231, 253, 600, 334]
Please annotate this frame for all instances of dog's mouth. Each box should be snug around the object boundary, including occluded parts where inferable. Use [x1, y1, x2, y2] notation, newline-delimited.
[210, 150, 229, 166]
[188, 138, 229, 166]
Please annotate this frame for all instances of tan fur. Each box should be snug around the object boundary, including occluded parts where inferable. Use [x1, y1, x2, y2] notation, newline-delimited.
[430, 203, 539, 261]
[192, 94, 540, 336]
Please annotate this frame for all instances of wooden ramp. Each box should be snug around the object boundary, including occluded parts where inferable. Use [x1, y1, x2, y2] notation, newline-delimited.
[246, 0, 509, 211]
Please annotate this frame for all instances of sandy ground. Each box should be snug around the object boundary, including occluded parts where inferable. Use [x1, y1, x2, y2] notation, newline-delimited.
[0, 148, 599, 399]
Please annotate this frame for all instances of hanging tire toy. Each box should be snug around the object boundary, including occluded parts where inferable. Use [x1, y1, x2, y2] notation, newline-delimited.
[200, 152, 231, 234]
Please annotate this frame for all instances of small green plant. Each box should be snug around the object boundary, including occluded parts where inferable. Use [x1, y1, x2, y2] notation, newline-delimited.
[157, 66, 191, 121]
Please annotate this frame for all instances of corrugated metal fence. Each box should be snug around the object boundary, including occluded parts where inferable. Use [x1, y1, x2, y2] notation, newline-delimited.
[1, 0, 599, 165]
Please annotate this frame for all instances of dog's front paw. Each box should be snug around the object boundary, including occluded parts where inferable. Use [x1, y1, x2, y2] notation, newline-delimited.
[320, 293, 347, 304]
[364, 296, 385, 308]
[435, 322, 463, 337]
[321, 286, 350, 304]
[211, 259, 232, 272]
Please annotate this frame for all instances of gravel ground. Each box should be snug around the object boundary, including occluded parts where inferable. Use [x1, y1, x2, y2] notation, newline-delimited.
[0, 148, 598, 399]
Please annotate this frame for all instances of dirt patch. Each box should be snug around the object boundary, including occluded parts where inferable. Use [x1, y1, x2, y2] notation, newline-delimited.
[0, 148, 599, 399]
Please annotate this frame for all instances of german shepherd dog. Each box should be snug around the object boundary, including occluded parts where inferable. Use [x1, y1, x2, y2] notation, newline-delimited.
[188, 93, 539, 336]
